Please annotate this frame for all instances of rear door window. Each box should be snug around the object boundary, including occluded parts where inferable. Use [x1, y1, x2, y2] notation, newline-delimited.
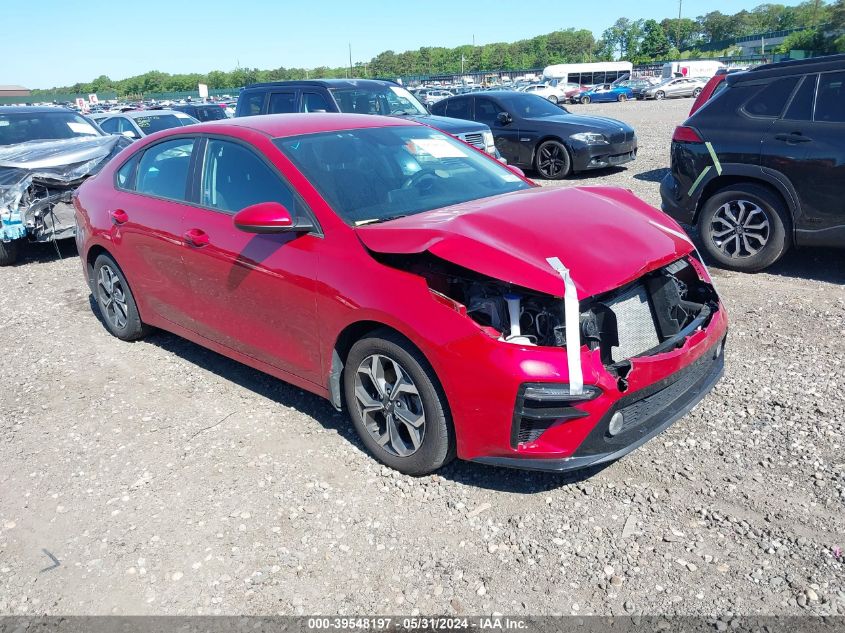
[445, 97, 472, 120]
[475, 98, 503, 125]
[268, 91, 298, 114]
[814, 71, 845, 123]
[135, 138, 195, 202]
[744, 77, 799, 118]
[303, 92, 331, 112]
[239, 92, 265, 116]
[783, 74, 817, 121]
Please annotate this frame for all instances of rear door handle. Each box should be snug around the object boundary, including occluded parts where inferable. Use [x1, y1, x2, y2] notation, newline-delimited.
[109, 209, 129, 225]
[183, 228, 209, 247]
[775, 133, 812, 143]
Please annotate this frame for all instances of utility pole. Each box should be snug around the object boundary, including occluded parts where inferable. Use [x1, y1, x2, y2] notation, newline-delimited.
[348, 43, 353, 78]
[676, 0, 683, 52]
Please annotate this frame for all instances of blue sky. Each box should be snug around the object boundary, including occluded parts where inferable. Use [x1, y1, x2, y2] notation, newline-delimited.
[4, 0, 803, 88]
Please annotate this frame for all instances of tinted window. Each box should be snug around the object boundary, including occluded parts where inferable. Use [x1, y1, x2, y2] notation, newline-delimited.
[195, 106, 226, 122]
[783, 74, 817, 121]
[445, 97, 471, 120]
[276, 127, 530, 225]
[99, 118, 120, 134]
[201, 139, 293, 213]
[428, 100, 446, 116]
[497, 93, 567, 118]
[133, 114, 190, 135]
[268, 92, 297, 114]
[475, 98, 503, 125]
[239, 92, 265, 116]
[116, 154, 140, 189]
[330, 86, 427, 115]
[135, 139, 194, 201]
[814, 71, 845, 123]
[745, 77, 799, 118]
[303, 92, 330, 112]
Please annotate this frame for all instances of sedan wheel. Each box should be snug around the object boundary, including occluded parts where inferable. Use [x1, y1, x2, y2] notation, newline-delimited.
[693, 87, 703, 97]
[655, 91, 665, 100]
[344, 331, 454, 475]
[618, 94, 627, 102]
[548, 95, 559, 104]
[581, 95, 591, 105]
[534, 140, 572, 180]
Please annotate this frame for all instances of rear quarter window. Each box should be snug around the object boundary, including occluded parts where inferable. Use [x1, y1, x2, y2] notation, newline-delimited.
[743, 77, 799, 118]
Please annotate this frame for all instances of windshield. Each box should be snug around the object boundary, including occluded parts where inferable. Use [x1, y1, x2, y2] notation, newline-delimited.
[276, 126, 530, 225]
[132, 114, 195, 134]
[496, 93, 568, 118]
[0, 111, 101, 146]
[330, 85, 428, 116]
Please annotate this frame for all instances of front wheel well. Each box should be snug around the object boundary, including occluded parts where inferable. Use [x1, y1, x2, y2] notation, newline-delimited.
[695, 176, 792, 224]
[531, 135, 568, 165]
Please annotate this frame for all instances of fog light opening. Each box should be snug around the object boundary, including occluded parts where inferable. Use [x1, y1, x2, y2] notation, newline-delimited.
[608, 411, 625, 437]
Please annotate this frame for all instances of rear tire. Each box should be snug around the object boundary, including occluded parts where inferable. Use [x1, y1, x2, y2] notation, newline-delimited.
[0, 239, 21, 266]
[92, 253, 150, 341]
[618, 94, 627, 102]
[697, 183, 791, 272]
[655, 91, 665, 100]
[693, 87, 703, 98]
[344, 330, 455, 475]
[581, 95, 591, 104]
[548, 95, 559, 104]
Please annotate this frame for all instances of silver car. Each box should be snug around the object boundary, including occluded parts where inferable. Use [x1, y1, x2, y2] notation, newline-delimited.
[90, 109, 199, 140]
[642, 77, 707, 101]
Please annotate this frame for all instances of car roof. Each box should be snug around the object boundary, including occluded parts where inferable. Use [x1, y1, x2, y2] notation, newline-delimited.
[0, 106, 77, 114]
[123, 109, 194, 119]
[242, 78, 397, 91]
[729, 53, 845, 85]
[186, 113, 417, 138]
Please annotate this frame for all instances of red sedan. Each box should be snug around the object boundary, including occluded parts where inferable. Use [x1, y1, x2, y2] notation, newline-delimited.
[74, 113, 728, 475]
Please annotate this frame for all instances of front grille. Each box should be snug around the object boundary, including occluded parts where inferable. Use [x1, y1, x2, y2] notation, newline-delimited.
[459, 132, 484, 149]
[607, 284, 659, 361]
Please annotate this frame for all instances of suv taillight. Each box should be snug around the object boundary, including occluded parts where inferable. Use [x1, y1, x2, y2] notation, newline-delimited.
[672, 126, 704, 143]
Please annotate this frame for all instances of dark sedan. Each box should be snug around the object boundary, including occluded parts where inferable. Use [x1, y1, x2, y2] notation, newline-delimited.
[431, 91, 637, 179]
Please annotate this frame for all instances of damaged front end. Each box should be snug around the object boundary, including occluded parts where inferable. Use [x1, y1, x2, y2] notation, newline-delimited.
[0, 136, 129, 248]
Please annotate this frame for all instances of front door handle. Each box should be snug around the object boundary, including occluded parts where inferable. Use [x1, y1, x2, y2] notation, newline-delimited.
[183, 228, 209, 247]
[774, 133, 812, 143]
[109, 209, 129, 225]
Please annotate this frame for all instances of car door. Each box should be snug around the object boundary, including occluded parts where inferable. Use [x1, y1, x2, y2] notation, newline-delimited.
[473, 96, 522, 164]
[110, 137, 198, 328]
[761, 72, 845, 240]
[179, 136, 322, 382]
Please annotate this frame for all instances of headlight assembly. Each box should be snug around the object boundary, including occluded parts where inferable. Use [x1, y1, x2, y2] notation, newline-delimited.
[571, 132, 609, 145]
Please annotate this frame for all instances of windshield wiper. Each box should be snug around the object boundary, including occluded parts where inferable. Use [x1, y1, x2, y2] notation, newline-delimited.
[354, 214, 408, 226]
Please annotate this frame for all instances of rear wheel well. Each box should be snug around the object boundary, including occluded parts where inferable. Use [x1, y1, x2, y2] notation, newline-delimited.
[695, 176, 792, 224]
[85, 245, 111, 283]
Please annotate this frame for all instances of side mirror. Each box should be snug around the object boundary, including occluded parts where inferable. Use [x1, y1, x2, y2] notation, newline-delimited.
[233, 202, 314, 234]
[507, 164, 526, 178]
[496, 111, 512, 125]
[122, 130, 139, 139]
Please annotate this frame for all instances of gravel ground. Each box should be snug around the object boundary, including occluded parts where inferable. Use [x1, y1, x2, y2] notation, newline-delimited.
[0, 98, 843, 617]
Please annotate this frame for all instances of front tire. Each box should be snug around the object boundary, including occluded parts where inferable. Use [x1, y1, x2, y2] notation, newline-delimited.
[697, 183, 791, 272]
[618, 94, 627, 102]
[0, 239, 21, 266]
[655, 91, 665, 100]
[548, 95, 559, 104]
[693, 87, 703, 97]
[534, 139, 572, 180]
[580, 95, 591, 104]
[344, 331, 455, 475]
[93, 254, 150, 341]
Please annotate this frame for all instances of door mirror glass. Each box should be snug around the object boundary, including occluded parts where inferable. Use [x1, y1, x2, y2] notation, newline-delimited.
[496, 111, 512, 125]
[233, 202, 312, 234]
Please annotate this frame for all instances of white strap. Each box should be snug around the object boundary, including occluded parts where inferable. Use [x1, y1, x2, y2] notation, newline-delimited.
[546, 257, 583, 396]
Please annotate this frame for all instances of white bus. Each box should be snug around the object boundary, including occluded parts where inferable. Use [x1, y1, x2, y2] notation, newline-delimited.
[542, 62, 634, 86]
[662, 60, 726, 79]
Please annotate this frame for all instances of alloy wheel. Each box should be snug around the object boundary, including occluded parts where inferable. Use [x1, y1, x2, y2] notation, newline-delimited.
[709, 199, 771, 259]
[537, 142, 568, 178]
[97, 264, 129, 330]
[354, 354, 426, 457]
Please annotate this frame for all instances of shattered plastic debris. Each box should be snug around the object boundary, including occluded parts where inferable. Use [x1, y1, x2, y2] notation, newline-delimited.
[0, 135, 129, 242]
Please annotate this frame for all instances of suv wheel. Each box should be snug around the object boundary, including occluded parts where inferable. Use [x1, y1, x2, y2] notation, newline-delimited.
[697, 184, 791, 272]
[344, 331, 455, 475]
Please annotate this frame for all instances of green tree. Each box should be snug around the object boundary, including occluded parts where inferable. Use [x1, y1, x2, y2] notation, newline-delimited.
[638, 20, 672, 60]
[660, 18, 700, 50]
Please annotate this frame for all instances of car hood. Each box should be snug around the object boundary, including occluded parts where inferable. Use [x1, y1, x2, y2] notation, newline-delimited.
[406, 113, 490, 134]
[355, 186, 694, 298]
[525, 114, 634, 135]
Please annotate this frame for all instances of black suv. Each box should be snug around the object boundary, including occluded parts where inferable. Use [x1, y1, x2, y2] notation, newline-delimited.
[660, 54, 845, 271]
[235, 79, 497, 157]
[171, 102, 228, 122]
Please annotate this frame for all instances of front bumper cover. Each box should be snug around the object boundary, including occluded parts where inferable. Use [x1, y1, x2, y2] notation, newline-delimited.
[472, 336, 725, 473]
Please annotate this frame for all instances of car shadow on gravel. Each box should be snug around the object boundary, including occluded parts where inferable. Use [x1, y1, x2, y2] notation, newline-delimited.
[14, 239, 78, 265]
[87, 295, 613, 492]
[633, 167, 669, 183]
